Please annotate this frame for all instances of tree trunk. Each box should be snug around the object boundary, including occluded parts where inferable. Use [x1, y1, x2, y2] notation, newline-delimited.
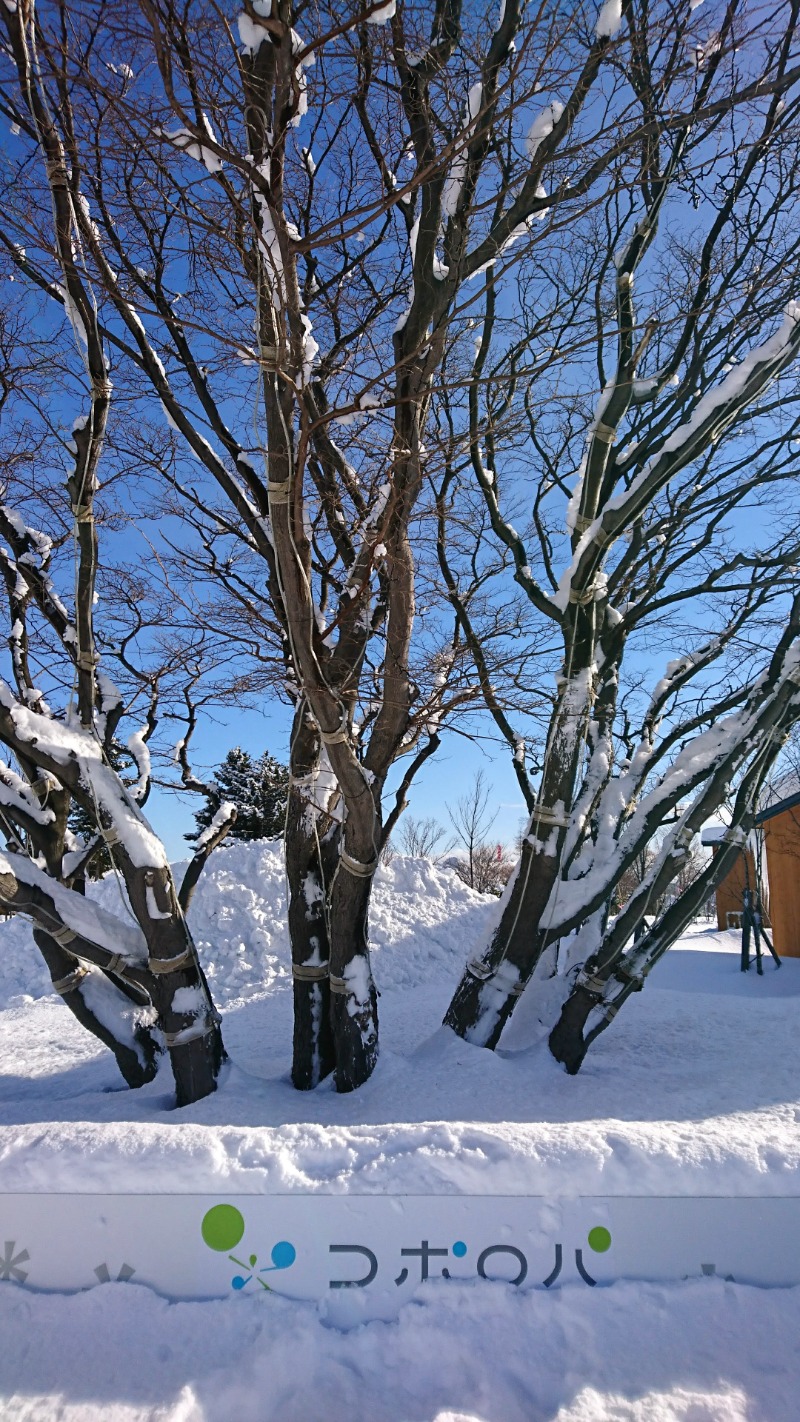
[283, 710, 337, 1089]
[33, 927, 161, 1089]
[123, 865, 226, 1106]
[328, 860, 379, 1093]
[443, 838, 560, 1046]
[549, 831, 751, 1074]
[445, 612, 598, 1049]
[547, 984, 600, 1075]
[285, 816, 337, 1091]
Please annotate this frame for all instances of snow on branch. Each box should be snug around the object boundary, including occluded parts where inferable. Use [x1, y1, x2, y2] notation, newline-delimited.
[547, 638, 800, 936]
[126, 727, 152, 803]
[555, 302, 800, 609]
[195, 799, 237, 851]
[156, 115, 223, 173]
[0, 848, 147, 965]
[0, 682, 168, 870]
[0, 762, 56, 830]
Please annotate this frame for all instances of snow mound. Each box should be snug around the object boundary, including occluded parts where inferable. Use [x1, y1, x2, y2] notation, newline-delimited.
[0, 841, 498, 1008]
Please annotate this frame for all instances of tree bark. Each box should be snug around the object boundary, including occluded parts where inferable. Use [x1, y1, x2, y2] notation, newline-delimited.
[443, 839, 560, 1046]
[33, 927, 161, 1089]
[327, 860, 379, 1093]
[123, 864, 226, 1107]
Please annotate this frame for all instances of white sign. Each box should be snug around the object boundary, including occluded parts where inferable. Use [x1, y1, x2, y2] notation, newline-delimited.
[1, 1194, 797, 1324]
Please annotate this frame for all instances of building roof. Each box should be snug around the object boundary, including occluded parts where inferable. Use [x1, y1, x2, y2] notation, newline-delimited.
[755, 789, 800, 825]
[701, 825, 745, 847]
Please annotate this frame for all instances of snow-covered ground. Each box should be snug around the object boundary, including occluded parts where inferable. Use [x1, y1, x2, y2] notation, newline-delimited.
[2, 840, 800, 1420]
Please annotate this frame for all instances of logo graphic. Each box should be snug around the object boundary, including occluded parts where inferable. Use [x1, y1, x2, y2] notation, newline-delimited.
[543, 1226, 612, 1287]
[201, 1204, 296, 1292]
[0, 1240, 30, 1283]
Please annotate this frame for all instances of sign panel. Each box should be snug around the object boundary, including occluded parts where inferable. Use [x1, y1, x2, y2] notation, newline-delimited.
[0, 1194, 797, 1324]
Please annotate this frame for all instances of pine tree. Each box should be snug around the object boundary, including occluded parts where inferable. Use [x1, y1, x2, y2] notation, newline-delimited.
[191, 748, 289, 843]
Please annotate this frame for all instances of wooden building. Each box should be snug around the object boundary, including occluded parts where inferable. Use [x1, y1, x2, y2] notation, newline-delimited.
[701, 827, 759, 933]
[755, 791, 800, 959]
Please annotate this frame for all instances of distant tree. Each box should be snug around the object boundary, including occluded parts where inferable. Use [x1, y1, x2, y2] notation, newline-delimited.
[450, 841, 515, 897]
[397, 815, 453, 862]
[446, 772, 514, 895]
[192, 749, 289, 844]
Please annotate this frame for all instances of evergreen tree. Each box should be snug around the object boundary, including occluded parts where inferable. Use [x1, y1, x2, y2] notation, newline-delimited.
[191, 748, 289, 843]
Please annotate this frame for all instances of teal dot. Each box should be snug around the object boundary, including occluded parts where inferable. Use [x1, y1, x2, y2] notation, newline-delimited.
[202, 1204, 245, 1253]
[271, 1240, 296, 1270]
[588, 1226, 612, 1253]
[452, 1241, 467, 1257]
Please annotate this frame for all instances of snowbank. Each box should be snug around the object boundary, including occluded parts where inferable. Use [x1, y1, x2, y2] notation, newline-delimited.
[2, 1273, 798, 1421]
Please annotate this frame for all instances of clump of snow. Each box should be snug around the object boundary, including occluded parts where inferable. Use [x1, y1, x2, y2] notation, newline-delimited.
[526, 101, 564, 160]
[596, 0, 623, 38]
[237, 1, 272, 53]
[366, 0, 396, 24]
[159, 115, 222, 174]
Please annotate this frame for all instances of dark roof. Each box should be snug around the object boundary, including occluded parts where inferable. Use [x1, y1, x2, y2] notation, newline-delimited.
[755, 789, 800, 825]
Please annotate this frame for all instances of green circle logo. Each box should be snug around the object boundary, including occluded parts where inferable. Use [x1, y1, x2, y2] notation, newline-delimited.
[587, 1226, 612, 1253]
[202, 1204, 245, 1253]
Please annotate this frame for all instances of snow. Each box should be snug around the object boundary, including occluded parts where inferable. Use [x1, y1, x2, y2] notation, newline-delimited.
[526, 101, 564, 161]
[366, 0, 396, 24]
[596, 0, 624, 39]
[3, 842, 800, 1415]
[0, 844, 798, 1201]
[194, 800, 237, 849]
[237, 3, 271, 54]
[0, 849, 148, 965]
[159, 117, 222, 174]
[0, 688, 169, 870]
[3, 1273, 800, 1421]
[442, 83, 483, 221]
[125, 727, 151, 801]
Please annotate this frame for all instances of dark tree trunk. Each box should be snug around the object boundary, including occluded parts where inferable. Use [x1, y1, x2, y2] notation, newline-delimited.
[122, 864, 226, 1106]
[328, 862, 379, 1093]
[284, 711, 337, 1089]
[286, 821, 337, 1089]
[548, 985, 598, 1075]
[33, 927, 161, 1089]
[444, 841, 560, 1046]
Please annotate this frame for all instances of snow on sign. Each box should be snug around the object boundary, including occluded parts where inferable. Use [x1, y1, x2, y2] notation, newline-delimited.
[1, 1194, 798, 1323]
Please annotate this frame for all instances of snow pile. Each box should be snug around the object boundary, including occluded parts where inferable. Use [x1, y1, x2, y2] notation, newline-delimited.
[0, 841, 498, 1009]
[2, 1273, 799, 1421]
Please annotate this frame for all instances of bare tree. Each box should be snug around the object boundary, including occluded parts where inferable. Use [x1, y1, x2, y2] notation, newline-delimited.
[439, 4, 800, 1071]
[397, 814, 453, 861]
[4, 0, 800, 1096]
[444, 769, 513, 893]
[0, 146, 234, 1108]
